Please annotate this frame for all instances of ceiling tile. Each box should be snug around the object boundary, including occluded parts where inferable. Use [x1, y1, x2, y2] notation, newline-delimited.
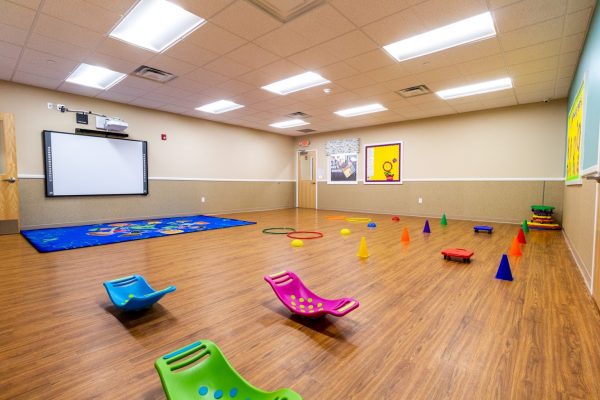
[286, 4, 355, 45]
[329, 0, 422, 27]
[160, 76, 211, 93]
[210, 79, 256, 96]
[35, 14, 105, 49]
[109, 82, 151, 98]
[351, 83, 391, 97]
[147, 54, 198, 76]
[567, 0, 596, 13]
[226, 42, 280, 69]
[152, 84, 197, 99]
[288, 45, 342, 69]
[231, 88, 279, 105]
[210, 0, 281, 40]
[411, 0, 488, 30]
[0, 23, 29, 46]
[237, 59, 304, 86]
[170, 0, 236, 18]
[27, 33, 91, 62]
[361, 7, 426, 46]
[345, 50, 396, 72]
[96, 90, 139, 103]
[41, 0, 121, 33]
[0, 41, 22, 59]
[117, 75, 163, 92]
[564, 7, 594, 36]
[558, 63, 577, 79]
[319, 30, 379, 60]
[128, 97, 169, 109]
[186, 22, 246, 55]
[83, 52, 139, 75]
[0, 1, 36, 29]
[7, 0, 42, 10]
[185, 67, 230, 86]
[504, 39, 562, 65]
[513, 70, 557, 86]
[12, 70, 61, 89]
[494, 0, 567, 33]
[158, 104, 189, 115]
[508, 56, 559, 76]
[487, 0, 522, 9]
[316, 61, 360, 80]
[17, 48, 79, 80]
[439, 38, 503, 64]
[254, 24, 318, 57]
[336, 73, 377, 90]
[559, 50, 580, 67]
[203, 57, 252, 78]
[0, 57, 18, 78]
[84, 0, 136, 14]
[57, 81, 104, 97]
[95, 38, 154, 65]
[364, 64, 411, 83]
[562, 32, 587, 52]
[166, 41, 219, 67]
[458, 54, 505, 75]
[498, 17, 564, 51]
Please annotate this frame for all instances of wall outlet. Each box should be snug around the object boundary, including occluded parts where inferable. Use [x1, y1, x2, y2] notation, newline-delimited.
[201, 197, 206, 203]
[418, 197, 423, 204]
[47, 102, 53, 110]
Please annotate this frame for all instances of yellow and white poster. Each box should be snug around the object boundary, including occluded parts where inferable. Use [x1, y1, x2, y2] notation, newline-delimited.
[566, 80, 585, 185]
[364, 142, 403, 184]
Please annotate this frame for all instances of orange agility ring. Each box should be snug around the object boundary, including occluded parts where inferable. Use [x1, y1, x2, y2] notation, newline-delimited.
[326, 215, 347, 220]
[286, 231, 324, 240]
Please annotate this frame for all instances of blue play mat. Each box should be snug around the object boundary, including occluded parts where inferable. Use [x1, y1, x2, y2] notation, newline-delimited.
[21, 215, 255, 253]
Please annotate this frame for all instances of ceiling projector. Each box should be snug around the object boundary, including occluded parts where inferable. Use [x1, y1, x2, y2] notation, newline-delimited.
[96, 115, 128, 132]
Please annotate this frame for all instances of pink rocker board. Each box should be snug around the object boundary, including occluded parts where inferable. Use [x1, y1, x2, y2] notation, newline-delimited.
[264, 271, 359, 318]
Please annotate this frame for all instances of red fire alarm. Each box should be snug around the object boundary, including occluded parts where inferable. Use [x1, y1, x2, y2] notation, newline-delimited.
[161, 133, 167, 140]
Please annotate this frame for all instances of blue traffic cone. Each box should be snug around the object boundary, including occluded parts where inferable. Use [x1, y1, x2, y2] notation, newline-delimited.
[423, 219, 431, 233]
[495, 254, 513, 281]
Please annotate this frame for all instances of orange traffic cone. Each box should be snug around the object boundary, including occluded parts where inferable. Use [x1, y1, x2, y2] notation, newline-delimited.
[509, 236, 522, 256]
[517, 228, 526, 244]
[357, 236, 369, 258]
[401, 227, 410, 242]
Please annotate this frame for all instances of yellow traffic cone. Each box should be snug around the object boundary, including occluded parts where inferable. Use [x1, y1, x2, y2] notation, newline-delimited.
[357, 236, 369, 258]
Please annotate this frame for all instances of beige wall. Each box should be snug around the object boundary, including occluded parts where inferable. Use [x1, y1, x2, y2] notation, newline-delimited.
[296, 102, 566, 223]
[0, 81, 294, 180]
[0, 81, 296, 228]
[563, 180, 596, 289]
[302, 101, 566, 181]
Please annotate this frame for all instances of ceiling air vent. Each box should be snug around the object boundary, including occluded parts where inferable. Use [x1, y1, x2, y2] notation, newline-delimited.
[248, 0, 325, 23]
[396, 84, 431, 98]
[297, 128, 316, 133]
[286, 111, 311, 119]
[133, 65, 177, 83]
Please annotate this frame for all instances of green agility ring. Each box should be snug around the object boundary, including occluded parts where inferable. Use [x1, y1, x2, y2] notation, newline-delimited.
[262, 227, 296, 234]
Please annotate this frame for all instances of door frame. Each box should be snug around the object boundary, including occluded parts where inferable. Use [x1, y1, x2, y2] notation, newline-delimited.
[296, 149, 318, 209]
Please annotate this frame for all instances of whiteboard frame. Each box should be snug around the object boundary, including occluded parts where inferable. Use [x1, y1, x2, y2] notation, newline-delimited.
[43, 130, 148, 197]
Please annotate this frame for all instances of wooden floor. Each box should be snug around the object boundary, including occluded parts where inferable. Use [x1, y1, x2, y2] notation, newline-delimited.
[1, 208, 600, 399]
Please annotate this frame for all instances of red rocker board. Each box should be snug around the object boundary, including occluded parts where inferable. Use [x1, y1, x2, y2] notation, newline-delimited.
[441, 248, 474, 263]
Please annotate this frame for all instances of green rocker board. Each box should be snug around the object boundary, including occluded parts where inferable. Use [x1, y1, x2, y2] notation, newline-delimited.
[155, 340, 302, 400]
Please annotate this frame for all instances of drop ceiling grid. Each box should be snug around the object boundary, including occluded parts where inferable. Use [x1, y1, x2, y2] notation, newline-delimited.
[0, 0, 595, 134]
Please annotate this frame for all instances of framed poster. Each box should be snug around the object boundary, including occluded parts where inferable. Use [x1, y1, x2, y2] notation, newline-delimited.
[566, 79, 585, 185]
[328, 153, 358, 184]
[364, 142, 403, 184]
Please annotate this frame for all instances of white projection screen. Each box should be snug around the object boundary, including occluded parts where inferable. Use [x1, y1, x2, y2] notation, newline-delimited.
[43, 131, 148, 196]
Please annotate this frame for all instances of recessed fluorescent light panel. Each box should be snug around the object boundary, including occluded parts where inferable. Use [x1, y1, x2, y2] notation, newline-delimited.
[65, 63, 126, 89]
[383, 12, 496, 62]
[335, 103, 388, 117]
[436, 77, 513, 100]
[196, 100, 244, 114]
[269, 119, 310, 129]
[109, 0, 205, 53]
[262, 72, 330, 95]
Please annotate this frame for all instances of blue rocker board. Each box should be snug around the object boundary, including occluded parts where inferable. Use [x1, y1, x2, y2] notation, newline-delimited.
[473, 225, 493, 234]
[103, 274, 176, 311]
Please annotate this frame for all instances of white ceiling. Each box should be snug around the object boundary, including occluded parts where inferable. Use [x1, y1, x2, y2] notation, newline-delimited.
[0, 0, 595, 136]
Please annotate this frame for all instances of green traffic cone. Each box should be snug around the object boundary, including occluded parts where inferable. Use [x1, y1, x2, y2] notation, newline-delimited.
[522, 219, 529, 233]
[441, 213, 448, 226]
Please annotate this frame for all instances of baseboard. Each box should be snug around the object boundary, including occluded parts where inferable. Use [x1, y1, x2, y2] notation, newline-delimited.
[562, 229, 593, 292]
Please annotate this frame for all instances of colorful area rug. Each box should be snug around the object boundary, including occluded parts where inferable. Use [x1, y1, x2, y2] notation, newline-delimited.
[21, 215, 256, 253]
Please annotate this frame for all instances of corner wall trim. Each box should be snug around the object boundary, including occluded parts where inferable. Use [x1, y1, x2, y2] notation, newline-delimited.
[562, 229, 593, 292]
